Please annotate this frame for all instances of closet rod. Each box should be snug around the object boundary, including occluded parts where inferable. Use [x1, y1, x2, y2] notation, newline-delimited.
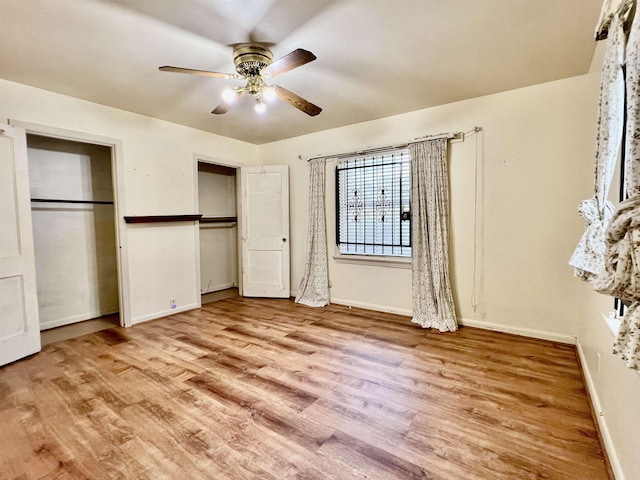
[31, 198, 114, 205]
[299, 128, 480, 163]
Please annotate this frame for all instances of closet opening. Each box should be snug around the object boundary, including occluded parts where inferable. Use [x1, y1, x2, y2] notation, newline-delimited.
[196, 160, 239, 305]
[26, 134, 122, 344]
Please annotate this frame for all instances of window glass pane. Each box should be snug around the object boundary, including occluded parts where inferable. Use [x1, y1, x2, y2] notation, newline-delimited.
[336, 149, 411, 257]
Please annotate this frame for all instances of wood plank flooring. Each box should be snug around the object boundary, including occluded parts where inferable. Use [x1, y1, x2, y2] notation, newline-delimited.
[0, 297, 610, 479]
[40, 314, 120, 346]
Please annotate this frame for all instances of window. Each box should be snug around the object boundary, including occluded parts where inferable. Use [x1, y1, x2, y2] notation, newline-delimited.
[336, 148, 411, 257]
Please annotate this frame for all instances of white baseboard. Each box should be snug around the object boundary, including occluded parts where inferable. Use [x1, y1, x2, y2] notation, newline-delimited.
[458, 317, 576, 345]
[315, 294, 576, 345]
[40, 308, 119, 331]
[131, 302, 199, 325]
[201, 282, 236, 294]
[576, 339, 624, 480]
[329, 297, 413, 317]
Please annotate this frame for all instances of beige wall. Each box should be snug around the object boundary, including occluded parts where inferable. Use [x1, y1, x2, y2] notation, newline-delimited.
[576, 285, 640, 480]
[260, 73, 597, 342]
[0, 78, 258, 325]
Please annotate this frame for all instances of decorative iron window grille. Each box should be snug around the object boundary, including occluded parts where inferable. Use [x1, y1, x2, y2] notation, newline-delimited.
[336, 148, 411, 257]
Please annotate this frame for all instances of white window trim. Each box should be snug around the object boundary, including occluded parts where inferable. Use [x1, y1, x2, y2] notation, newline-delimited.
[332, 246, 411, 269]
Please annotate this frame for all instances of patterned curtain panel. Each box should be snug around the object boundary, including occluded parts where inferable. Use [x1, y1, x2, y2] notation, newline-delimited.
[613, 305, 640, 370]
[295, 158, 330, 307]
[409, 139, 457, 332]
[569, 13, 624, 282]
[595, 4, 640, 371]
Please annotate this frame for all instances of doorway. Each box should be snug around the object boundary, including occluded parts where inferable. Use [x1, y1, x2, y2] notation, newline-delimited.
[26, 134, 121, 335]
[196, 160, 239, 304]
[9, 119, 130, 333]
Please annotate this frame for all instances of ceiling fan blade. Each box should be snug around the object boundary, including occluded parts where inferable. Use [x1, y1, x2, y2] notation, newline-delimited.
[211, 91, 245, 114]
[274, 86, 322, 116]
[159, 66, 239, 79]
[261, 49, 316, 77]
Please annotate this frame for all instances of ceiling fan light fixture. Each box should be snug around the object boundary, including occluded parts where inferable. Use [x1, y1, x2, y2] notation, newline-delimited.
[263, 86, 276, 101]
[254, 100, 266, 114]
[221, 87, 237, 102]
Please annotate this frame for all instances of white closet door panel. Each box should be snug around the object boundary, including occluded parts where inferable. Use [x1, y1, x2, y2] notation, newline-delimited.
[240, 165, 290, 298]
[0, 125, 41, 366]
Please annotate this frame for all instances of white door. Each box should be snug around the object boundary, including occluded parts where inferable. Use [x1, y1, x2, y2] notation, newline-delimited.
[0, 125, 41, 366]
[240, 165, 290, 297]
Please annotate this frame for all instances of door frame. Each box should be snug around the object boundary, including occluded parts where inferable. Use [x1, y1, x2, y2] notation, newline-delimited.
[192, 153, 245, 306]
[9, 120, 132, 327]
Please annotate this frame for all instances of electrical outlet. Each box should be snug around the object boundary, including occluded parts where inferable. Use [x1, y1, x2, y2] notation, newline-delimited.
[170, 298, 177, 309]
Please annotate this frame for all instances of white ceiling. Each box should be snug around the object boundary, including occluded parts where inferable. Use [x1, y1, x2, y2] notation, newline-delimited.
[0, 0, 602, 145]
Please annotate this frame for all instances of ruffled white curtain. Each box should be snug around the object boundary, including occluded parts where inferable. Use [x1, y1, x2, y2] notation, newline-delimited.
[595, 4, 640, 370]
[595, 196, 640, 369]
[569, 12, 624, 282]
[409, 139, 457, 332]
[295, 158, 330, 307]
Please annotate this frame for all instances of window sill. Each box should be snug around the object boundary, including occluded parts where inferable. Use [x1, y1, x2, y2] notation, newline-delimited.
[601, 310, 621, 338]
[332, 253, 412, 269]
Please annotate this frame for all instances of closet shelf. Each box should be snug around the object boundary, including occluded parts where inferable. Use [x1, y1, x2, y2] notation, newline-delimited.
[32, 198, 114, 205]
[200, 216, 237, 224]
[124, 214, 202, 224]
[123, 215, 238, 224]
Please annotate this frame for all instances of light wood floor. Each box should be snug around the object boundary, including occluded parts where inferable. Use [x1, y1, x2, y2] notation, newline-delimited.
[0, 297, 610, 479]
[40, 314, 120, 347]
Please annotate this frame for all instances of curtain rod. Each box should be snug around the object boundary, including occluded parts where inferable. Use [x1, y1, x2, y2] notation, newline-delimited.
[299, 127, 481, 162]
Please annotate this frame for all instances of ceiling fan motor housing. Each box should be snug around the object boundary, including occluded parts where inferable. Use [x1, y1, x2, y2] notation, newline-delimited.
[233, 43, 273, 77]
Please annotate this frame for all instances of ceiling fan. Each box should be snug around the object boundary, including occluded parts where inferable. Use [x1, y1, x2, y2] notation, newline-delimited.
[159, 43, 322, 116]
